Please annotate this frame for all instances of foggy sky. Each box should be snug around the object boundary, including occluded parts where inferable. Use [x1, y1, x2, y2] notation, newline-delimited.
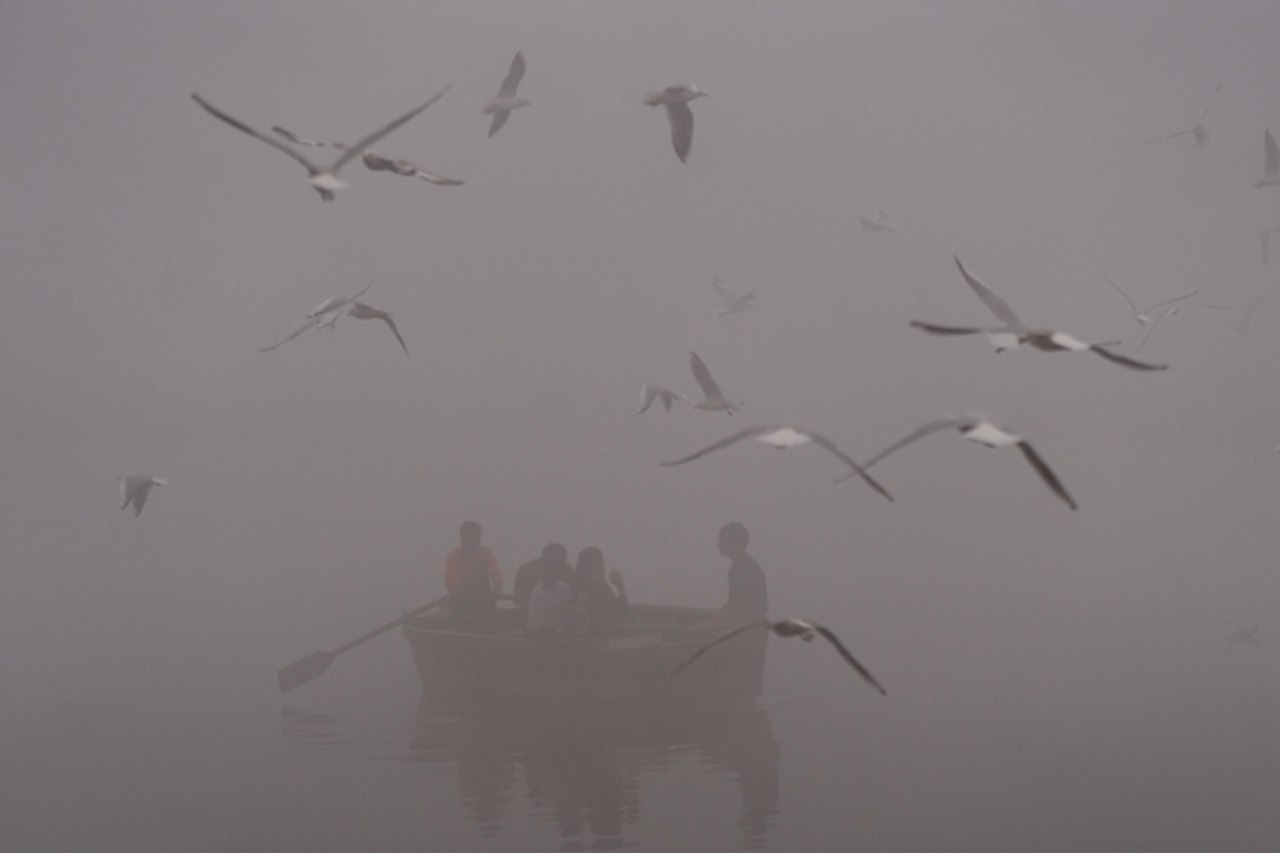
[3, 1, 1280, 850]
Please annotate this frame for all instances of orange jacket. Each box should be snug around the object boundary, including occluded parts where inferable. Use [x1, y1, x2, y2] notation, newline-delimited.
[444, 546, 502, 593]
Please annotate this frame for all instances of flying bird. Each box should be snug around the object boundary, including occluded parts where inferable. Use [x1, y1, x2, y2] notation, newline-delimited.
[638, 383, 685, 414]
[1145, 83, 1221, 149]
[1227, 624, 1261, 649]
[1133, 296, 1238, 350]
[910, 256, 1169, 371]
[346, 301, 408, 354]
[712, 277, 755, 318]
[1257, 129, 1280, 189]
[1260, 224, 1280, 266]
[661, 424, 893, 502]
[1098, 272, 1199, 330]
[835, 413, 1076, 510]
[859, 210, 901, 233]
[671, 619, 887, 696]
[688, 351, 742, 414]
[119, 475, 168, 517]
[644, 85, 707, 163]
[307, 281, 374, 322]
[483, 51, 529, 138]
[191, 82, 453, 200]
[270, 126, 462, 186]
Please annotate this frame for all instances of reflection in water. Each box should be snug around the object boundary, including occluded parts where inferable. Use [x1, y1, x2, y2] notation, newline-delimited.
[283, 692, 780, 849]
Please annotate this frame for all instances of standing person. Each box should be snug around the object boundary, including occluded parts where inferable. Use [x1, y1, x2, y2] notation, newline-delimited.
[444, 521, 503, 617]
[570, 546, 628, 637]
[513, 543, 574, 610]
[715, 522, 767, 623]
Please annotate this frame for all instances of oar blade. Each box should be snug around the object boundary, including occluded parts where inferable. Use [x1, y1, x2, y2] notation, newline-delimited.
[277, 650, 335, 693]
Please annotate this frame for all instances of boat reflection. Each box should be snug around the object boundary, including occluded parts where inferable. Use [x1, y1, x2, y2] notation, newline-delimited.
[404, 691, 780, 850]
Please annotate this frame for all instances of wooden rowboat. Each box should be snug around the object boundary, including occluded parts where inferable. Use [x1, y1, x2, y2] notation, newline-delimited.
[403, 603, 767, 701]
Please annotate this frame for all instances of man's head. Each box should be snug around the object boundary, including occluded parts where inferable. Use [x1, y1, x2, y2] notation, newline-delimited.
[717, 522, 749, 558]
[542, 543, 568, 564]
[576, 546, 605, 581]
[460, 521, 481, 549]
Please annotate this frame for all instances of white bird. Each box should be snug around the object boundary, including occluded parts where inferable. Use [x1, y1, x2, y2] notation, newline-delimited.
[1098, 272, 1200, 329]
[637, 383, 685, 414]
[1256, 129, 1280, 189]
[712, 277, 755, 318]
[259, 282, 375, 353]
[661, 424, 893, 502]
[346, 301, 408, 354]
[910, 256, 1169, 371]
[119, 475, 168, 517]
[1145, 83, 1220, 150]
[270, 126, 462, 186]
[483, 51, 529, 138]
[671, 619, 887, 696]
[688, 351, 742, 414]
[859, 209, 900, 233]
[191, 82, 453, 200]
[835, 413, 1076, 510]
[643, 85, 707, 163]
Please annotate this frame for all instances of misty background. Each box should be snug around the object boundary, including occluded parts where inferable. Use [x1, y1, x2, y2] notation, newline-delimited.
[2, 0, 1279, 850]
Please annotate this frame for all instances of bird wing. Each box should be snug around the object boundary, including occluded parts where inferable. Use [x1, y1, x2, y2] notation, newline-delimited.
[258, 316, 322, 352]
[689, 351, 724, 400]
[330, 82, 453, 175]
[665, 102, 695, 163]
[1098, 271, 1140, 317]
[1265, 129, 1279, 178]
[192, 94, 323, 173]
[638, 384, 658, 414]
[909, 320, 999, 336]
[659, 427, 765, 467]
[370, 308, 409, 354]
[402, 161, 464, 185]
[953, 256, 1022, 327]
[857, 418, 958, 471]
[1145, 287, 1200, 312]
[1198, 83, 1223, 124]
[498, 51, 525, 98]
[1090, 343, 1168, 370]
[1146, 127, 1195, 144]
[670, 623, 769, 676]
[712, 278, 737, 308]
[1014, 442, 1077, 510]
[270, 126, 349, 151]
[814, 627, 888, 696]
[805, 434, 894, 503]
[487, 109, 511, 139]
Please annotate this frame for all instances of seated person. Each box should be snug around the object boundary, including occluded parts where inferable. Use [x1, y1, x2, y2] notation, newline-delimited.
[570, 546, 628, 637]
[513, 543, 574, 610]
[443, 521, 503, 618]
[525, 572, 574, 637]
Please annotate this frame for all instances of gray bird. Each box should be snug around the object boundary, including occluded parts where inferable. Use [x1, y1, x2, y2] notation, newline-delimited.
[859, 210, 901, 233]
[119, 475, 167, 517]
[191, 82, 453, 200]
[671, 618, 887, 696]
[638, 383, 685, 414]
[346, 301, 409, 354]
[713, 277, 755, 318]
[483, 51, 529, 138]
[661, 424, 893, 502]
[644, 84, 707, 163]
[911, 256, 1169, 371]
[1256, 129, 1280, 189]
[270, 126, 462, 186]
[1145, 83, 1220, 150]
[835, 413, 1076, 510]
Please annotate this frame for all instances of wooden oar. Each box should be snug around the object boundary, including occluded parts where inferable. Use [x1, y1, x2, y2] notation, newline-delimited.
[276, 594, 450, 693]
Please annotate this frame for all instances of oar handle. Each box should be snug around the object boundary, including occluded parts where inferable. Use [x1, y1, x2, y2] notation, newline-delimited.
[328, 594, 449, 658]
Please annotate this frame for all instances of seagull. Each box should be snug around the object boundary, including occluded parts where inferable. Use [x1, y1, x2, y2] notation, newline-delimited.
[859, 210, 900, 233]
[1133, 295, 1242, 350]
[1145, 83, 1221, 149]
[119, 475, 167, 517]
[1256, 129, 1280, 189]
[910, 256, 1169, 371]
[483, 51, 529, 138]
[643, 85, 707, 163]
[270, 126, 463, 186]
[661, 424, 893, 502]
[258, 282, 374, 352]
[346, 301, 408, 354]
[713, 277, 755, 318]
[688, 351, 742, 414]
[1098, 272, 1200, 329]
[1227, 624, 1261, 648]
[671, 619, 887, 696]
[191, 82, 453, 200]
[835, 413, 1076, 510]
[307, 281, 374, 321]
[638, 383, 685, 414]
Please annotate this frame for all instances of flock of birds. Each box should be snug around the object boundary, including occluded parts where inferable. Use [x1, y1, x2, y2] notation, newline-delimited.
[115, 55, 1275, 696]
